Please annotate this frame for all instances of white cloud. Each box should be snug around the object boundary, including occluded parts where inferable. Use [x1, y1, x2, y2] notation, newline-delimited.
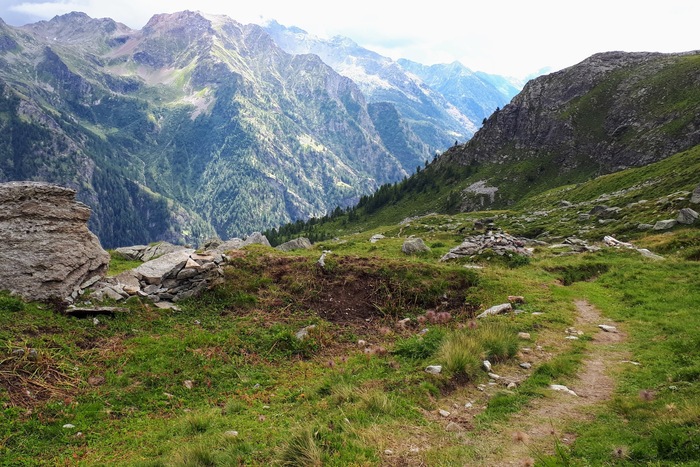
[3, 0, 700, 78]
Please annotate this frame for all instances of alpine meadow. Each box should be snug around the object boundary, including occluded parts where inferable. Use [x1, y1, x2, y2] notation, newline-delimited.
[1, 9, 699, 467]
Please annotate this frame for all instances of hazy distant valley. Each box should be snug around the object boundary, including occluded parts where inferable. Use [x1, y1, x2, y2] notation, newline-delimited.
[0, 11, 517, 248]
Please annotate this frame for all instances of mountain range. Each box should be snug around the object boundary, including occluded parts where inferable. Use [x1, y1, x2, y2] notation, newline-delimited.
[0, 11, 518, 248]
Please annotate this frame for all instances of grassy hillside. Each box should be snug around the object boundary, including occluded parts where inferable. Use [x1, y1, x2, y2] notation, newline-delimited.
[2, 150, 699, 464]
[265, 144, 700, 249]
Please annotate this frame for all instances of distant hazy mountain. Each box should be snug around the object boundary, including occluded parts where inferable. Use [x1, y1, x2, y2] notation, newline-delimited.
[397, 59, 520, 125]
[1, 11, 417, 247]
[263, 20, 497, 154]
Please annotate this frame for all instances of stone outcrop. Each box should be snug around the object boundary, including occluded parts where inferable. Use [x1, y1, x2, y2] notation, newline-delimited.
[210, 232, 271, 254]
[677, 207, 698, 225]
[0, 181, 110, 302]
[440, 231, 533, 261]
[276, 237, 312, 252]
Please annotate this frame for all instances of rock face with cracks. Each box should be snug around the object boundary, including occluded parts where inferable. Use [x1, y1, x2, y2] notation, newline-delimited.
[0, 181, 110, 302]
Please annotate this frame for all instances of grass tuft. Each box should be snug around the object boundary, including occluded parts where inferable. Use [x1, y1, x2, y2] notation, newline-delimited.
[278, 426, 323, 467]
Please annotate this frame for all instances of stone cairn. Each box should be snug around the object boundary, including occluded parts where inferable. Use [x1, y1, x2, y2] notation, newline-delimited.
[440, 231, 533, 261]
[90, 233, 273, 306]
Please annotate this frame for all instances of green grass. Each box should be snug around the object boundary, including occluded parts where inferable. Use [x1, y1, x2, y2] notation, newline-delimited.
[2, 145, 700, 464]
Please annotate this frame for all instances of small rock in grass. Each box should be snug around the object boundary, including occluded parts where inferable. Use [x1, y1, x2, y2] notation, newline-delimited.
[183, 380, 194, 389]
[507, 382, 517, 389]
[483, 360, 492, 372]
[565, 336, 579, 340]
[384, 449, 394, 455]
[519, 362, 532, 370]
[224, 430, 239, 438]
[445, 422, 462, 432]
[550, 384, 578, 396]
[295, 325, 316, 340]
[439, 409, 450, 417]
[63, 424, 75, 429]
[488, 372, 501, 380]
[476, 303, 512, 319]
[517, 332, 531, 340]
[425, 365, 442, 374]
[598, 324, 617, 333]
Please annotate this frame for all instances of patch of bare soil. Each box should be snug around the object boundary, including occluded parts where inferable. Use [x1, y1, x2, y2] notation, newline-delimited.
[473, 299, 628, 466]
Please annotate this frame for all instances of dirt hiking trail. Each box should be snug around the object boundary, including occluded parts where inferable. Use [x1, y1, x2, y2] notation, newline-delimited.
[474, 299, 628, 466]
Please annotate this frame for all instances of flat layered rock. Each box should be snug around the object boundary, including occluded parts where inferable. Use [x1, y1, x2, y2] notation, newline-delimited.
[0, 182, 109, 301]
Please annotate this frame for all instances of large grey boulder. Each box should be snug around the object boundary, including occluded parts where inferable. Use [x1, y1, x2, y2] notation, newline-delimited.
[0, 182, 110, 302]
[691, 184, 700, 204]
[276, 237, 312, 252]
[677, 208, 698, 225]
[653, 219, 677, 230]
[402, 237, 431, 255]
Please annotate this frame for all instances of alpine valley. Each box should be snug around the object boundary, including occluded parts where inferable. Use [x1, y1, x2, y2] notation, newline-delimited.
[0, 10, 517, 248]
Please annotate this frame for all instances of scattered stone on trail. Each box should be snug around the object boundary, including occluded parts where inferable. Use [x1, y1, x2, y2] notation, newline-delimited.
[425, 365, 442, 374]
[275, 237, 312, 252]
[507, 382, 517, 389]
[517, 332, 531, 340]
[369, 234, 385, 243]
[488, 373, 501, 380]
[439, 409, 451, 417]
[519, 362, 532, 370]
[440, 231, 533, 261]
[598, 324, 618, 333]
[565, 336, 580, 340]
[483, 360, 492, 372]
[402, 237, 430, 255]
[677, 207, 698, 225]
[550, 384, 578, 396]
[653, 219, 677, 230]
[0, 181, 110, 302]
[476, 303, 512, 319]
[566, 327, 584, 336]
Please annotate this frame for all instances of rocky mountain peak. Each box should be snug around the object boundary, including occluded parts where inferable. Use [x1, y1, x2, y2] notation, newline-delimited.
[142, 10, 214, 35]
[23, 11, 131, 45]
[449, 50, 700, 176]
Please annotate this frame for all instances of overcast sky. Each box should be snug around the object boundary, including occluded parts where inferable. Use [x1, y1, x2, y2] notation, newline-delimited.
[1, 0, 698, 79]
